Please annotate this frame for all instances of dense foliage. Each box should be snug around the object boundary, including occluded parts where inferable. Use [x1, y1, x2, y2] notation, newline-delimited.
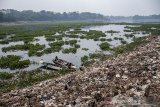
[0, 9, 106, 22]
[0, 55, 30, 69]
[99, 42, 110, 50]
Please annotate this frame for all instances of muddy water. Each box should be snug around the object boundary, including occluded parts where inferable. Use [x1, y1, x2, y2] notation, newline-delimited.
[0, 24, 149, 72]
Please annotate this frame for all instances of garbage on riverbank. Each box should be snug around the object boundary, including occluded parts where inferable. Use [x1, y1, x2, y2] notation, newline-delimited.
[0, 35, 160, 106]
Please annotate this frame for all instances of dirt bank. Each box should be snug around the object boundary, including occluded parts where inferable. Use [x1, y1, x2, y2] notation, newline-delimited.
[0, 35, 160, 107]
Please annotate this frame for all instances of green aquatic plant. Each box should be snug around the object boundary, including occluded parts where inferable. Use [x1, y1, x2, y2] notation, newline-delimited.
[112, 37, 148, 54]
[0, 55, 30, 69]
[99, 42, 110, 50]
[106, 30, 120, 33]
[62, 47, 77, 54]
[81, 55, 89, 62]
[82, 48, 89, 51]
[100, 38, 106, 41]
[0, 72, 14, 80]
[74, 44, 80, 48]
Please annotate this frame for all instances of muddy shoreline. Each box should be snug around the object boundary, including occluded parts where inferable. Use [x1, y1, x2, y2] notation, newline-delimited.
[0, 35, 160, 106]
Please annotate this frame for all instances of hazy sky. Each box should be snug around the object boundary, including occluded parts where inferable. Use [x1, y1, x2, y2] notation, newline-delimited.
[0, 0, 159, 16]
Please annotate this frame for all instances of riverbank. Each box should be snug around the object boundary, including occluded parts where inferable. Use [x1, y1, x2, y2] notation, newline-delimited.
[0, 35, 160, 106]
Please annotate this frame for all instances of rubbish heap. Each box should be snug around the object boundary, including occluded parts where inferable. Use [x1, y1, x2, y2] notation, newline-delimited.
[0, 35, 160, 107]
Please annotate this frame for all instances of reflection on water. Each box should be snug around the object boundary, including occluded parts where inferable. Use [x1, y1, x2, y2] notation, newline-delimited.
[0, 24, 149, 72]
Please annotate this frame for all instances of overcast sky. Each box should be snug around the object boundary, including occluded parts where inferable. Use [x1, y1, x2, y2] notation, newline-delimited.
[0, 0, 159, 16]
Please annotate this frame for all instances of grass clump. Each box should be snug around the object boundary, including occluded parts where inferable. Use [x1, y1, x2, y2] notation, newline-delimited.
[106, 30, 120, 33]
[0, 55, 30, 69]
[124, 29, 132, 32]
[0, 72, 14, 80]
[82, 48, 89, 51]
[121, 40, 127, 44]
[100, 38, 106, 41]
[124, 34, 134, 38]
[74, 44, 80, 48]
[45, 35, 55, 41]
[81, 55, 89, 62]
[65, 40, 77, 45]
[106, 38, 112, 42]
[2, 43, 45, 56]
[62, 47, 77, 54]
[99, 42, 110, 50]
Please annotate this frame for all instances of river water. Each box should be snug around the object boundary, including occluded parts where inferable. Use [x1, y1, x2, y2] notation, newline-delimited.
[0, 24, 149, 72]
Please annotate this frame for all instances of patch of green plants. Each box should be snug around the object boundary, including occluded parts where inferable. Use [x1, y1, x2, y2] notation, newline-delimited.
[81, 55, 89, 62]
[74, 44, 80, 48]
[49, 40, 64, 47]
[62, 47, 77, 54]
[0, 40, 9, 44]
[81, 53, 106, 66]
[65, 34, 79, 38]
[114, 37, 119, 40]
[65, 40, 77, 45]
[125, 24, 160, 36]
[82, 48, 89, 51]
[0, 72, 14, 80]
[89, 53, 102, 59]
[2, 43, 45, 56]
[100, 38, 106, 41]
[86, 30, 106, 40]
[45, 35, 56, 41]
[124, 29, 132, 32]
[124, 34, 135, 38]
[106, 38, 112, 41]
[112, 37, 148, 54]
[0, 55, 30, 69]
[106, 30, 120, 33]
[0, 68, 75, 93]
[99, 42, 110, 50]
[120, 40, 127, 44]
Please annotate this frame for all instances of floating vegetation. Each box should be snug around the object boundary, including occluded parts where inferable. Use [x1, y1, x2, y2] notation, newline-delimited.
[62, 47, 77, 54]
[82, 48, 89, 51]
[106, 30, 120, 33]
[121, 40, 127, 44]
[0, 22, 157, 71]
[81, 55, 89, 63]
[74, 44, 80, 48]
[124, 29, 132, 32]
[106, 38, 112, 41]
[45, 35, 56, 41]
[124, 34, 135, 38]
[114, 37, 119, 40]
[100, 38, 106, 41]
[89, 53, 102, 59]
[99, 42, 110, 50]
[65, 34, 79, 38]
[65, 40, 77, 45]
[2, 43, 45, 56]
[0, 55, 30, 69]
[0, 40, 9, 44]
[112, 37, 148, 54]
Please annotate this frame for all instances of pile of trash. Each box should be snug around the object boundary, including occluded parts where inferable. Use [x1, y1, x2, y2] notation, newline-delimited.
[0, 35, 160, 107]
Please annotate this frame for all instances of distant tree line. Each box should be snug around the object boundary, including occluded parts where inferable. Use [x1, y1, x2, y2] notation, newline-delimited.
[0, 9, 159, 22]
[107, 15, 160, 23]
[0, 9, 106, 22]
[133, 15, 160, 22]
